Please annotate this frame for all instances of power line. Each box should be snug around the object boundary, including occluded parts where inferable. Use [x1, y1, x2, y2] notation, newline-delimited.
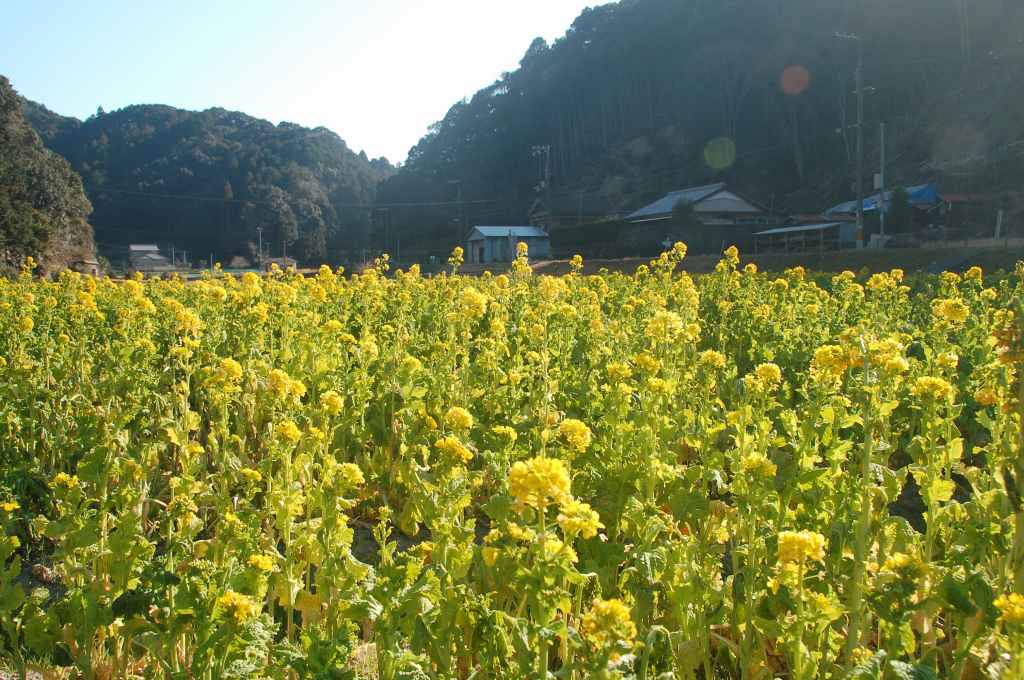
[92, 187, 499, 210]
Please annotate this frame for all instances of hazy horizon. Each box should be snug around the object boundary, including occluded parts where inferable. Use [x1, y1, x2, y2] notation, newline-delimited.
[2, 0, 614, 164]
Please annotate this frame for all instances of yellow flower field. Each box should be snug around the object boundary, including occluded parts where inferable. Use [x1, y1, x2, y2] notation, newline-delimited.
[0, 247, 1022, 679]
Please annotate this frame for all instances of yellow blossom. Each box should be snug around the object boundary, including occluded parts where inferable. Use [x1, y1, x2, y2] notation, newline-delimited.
[435, 436, 473, 463]
[239, 468, 262, 483]
[218, 590, 260, 624]
[247, 554, 276, 572]
[699, 350, 727, 369]
[558, 419, 592, 454]
[778, 530, 826, 565]
[581, 598, 637, 650]
[932, 298, 969, 324]
[557, 499, 603, 538]
[974, 387, 998, 406]
[320, 390, 343, 415]
[459, 287, 488, 319]
[444, 406, 474, 431]
[508, 457, 571, 509]
[276, 421, 302, 444]
[995, 593, 1024, 625]
[911, 376, 955, 402]
[740, 452, 777, 478]
[338, 463, 365, 487]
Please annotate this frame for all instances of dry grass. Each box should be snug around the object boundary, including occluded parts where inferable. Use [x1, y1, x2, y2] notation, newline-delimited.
[460, 240, 1024, 277]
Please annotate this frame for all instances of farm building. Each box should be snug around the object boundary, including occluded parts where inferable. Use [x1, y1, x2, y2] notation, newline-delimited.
[754, 222, 859, 253]
[824, 183, 940, 217]
[128, 244, 175, 273]
[625, 183, 767, 226]
[466, 226, 550, 264]
[72, 258, 100, 276]
[263, 256, 297, 271]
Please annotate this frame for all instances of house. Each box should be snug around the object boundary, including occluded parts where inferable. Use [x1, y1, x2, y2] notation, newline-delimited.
[263, 256, 297, 272]
[824, 183, 940, 217]
[465, 226, 551, 264]
[625, 183, 767, 226]
[128, 244, 175, 273]
[72, 258, 100, 276]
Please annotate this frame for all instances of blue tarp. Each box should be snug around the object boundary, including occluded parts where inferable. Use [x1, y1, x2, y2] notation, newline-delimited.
[825, 183, 939, 216]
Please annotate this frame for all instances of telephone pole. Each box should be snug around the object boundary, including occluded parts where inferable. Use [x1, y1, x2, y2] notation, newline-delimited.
[879, 122, 886, 237]
[836, 32, 865, 246]
[257, 227, 263, 267]
[448, 180, 463, 251]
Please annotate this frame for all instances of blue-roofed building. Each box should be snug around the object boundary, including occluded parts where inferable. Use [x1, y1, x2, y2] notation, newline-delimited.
[824, 183, 940, 216]
[625, 183, 767, 225]
[466, 226, 551, 264]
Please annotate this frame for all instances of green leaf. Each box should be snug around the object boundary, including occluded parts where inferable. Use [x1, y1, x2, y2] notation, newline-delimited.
[888, 660, 938, 680]
[928, 479, 955, 504]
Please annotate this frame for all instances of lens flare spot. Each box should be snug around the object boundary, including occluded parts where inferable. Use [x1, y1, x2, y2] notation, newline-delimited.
[781, 64, 811, 95]
[704, 137, 736, 171]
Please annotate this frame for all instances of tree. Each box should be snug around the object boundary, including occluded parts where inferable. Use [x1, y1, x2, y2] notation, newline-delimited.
[0, 76, 94, 273]
[888, 186, 912, 233]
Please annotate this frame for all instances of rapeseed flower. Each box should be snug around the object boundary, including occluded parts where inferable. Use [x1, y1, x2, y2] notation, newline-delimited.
[276, 421, 302, 444]
[508, 457, 571, 509]
[911, 376, 955, 402]
[558, 419, 592, 454]
[778, 530, 826, 565]
[338, 463, 365, 488]
[557, 499, 603, 538]
[459, 287, 488, 319]
[932, 298, 969, 324]
[444, 406, 474, 431]
[974, 387, 998, 406]
[218, 591, 260, 624]
[320, 390, 343, 415]
[435, 436, 473, 463]
[247, 554, 276, 573]
[995, 593, 1024, 625]
[582, 598, 637, 650]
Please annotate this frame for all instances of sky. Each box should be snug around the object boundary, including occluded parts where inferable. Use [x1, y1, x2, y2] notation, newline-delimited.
[1, 0, 613, 165]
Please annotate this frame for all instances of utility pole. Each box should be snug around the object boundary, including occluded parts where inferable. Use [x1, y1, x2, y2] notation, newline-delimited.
[879, 122, 886, 237]
[532, 144, 552, 229]
[836, 32, 865, 247]
[171, 244, 176, 267]
[448, 180, 463, 251]
[257, 227, 263, 267]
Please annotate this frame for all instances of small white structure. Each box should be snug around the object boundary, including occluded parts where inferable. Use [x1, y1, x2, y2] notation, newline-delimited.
[465, 226, 551, 264]
[128, 244, 175, 273]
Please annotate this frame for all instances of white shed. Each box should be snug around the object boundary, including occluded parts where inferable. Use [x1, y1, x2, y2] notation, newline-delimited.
[465, 226, 551, 264]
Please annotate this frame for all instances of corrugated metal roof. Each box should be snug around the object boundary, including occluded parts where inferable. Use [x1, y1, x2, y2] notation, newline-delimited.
[129, 244, 161, 252]
[755, 223, 841, 236]
[698, 191, 763, 215]
[825, 184, 938, 215]
[470, 226, 549, 238]
[625, 183, 726, 221]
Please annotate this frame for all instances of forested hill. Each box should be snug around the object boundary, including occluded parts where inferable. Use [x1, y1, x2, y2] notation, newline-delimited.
[21, 97, 395, 264]
[379, 0, 1024, 253]
[0, 77, 94, 274]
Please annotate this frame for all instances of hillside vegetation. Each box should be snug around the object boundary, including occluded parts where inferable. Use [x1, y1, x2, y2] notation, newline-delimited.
[22, 98, 394, 264]
[378, 0, 1024, 253]
[0, 77, 94, 273]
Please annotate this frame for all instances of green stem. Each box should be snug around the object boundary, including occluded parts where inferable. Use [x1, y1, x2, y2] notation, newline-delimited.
[844, 382, 874, 668]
